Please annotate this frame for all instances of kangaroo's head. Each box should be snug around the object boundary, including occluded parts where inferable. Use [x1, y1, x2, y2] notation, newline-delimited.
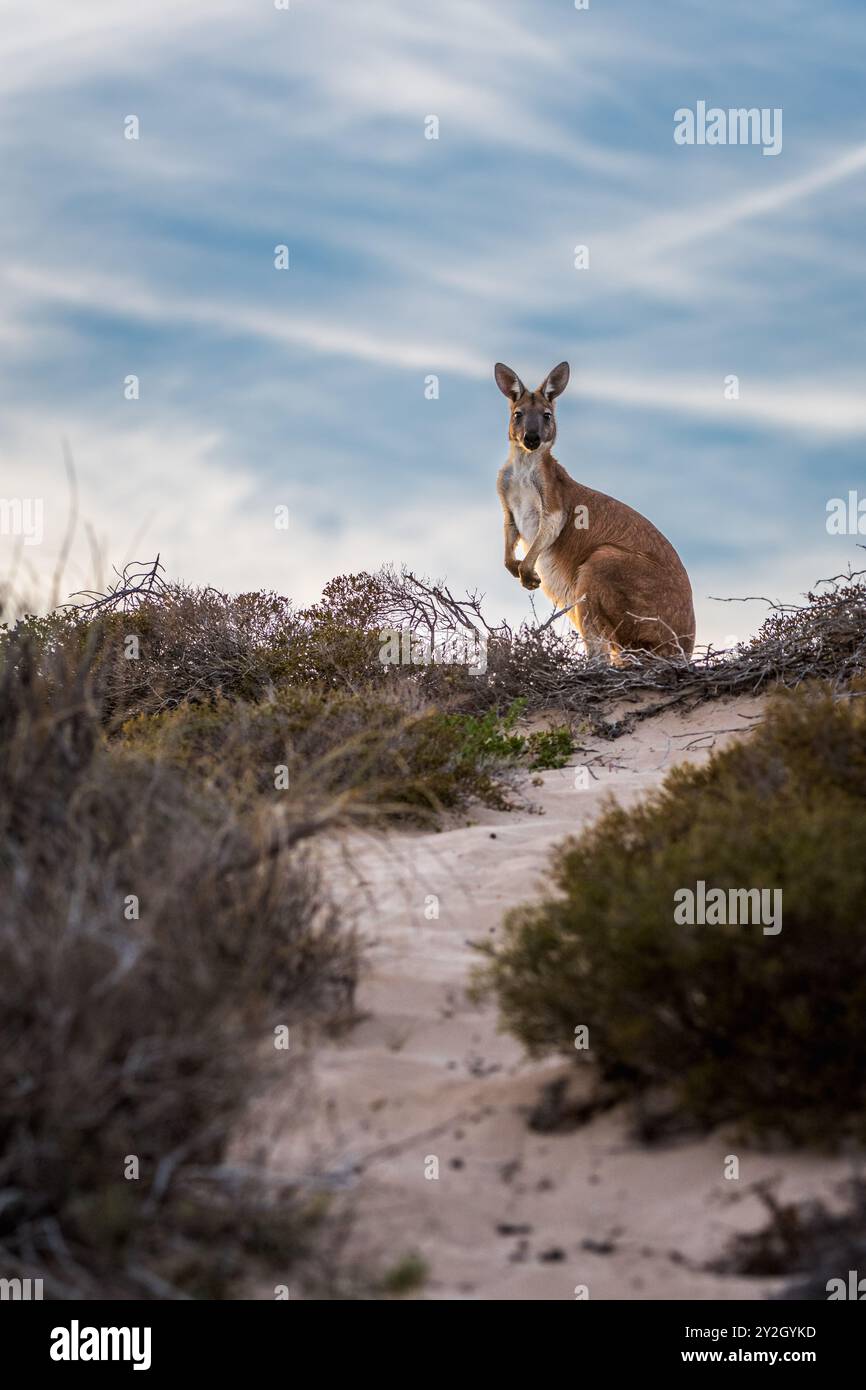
[494, 361, 570, 454]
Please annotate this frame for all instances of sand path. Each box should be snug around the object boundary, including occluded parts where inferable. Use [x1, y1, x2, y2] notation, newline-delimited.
[268, 694, 850, 1300]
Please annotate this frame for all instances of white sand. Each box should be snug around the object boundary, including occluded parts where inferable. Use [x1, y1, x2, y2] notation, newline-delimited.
[266, 694, 850, 1300]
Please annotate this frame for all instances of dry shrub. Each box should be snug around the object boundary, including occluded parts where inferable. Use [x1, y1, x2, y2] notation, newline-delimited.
[709, 1178, 866, 1293]
[77, 571, 389, 722]
[12, 560, 865, 738]
[0, 630, 361, 1298]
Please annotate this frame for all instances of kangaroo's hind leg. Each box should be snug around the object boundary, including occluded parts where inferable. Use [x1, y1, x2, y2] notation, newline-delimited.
[576, 547, 684, 659]
[562, 575, 618, 662]
[569, 551, 655, 664]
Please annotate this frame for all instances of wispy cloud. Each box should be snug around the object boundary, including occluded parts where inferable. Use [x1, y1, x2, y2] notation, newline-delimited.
[1, 0, 864, 648]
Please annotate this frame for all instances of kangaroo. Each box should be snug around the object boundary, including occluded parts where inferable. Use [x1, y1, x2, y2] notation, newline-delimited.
[495, 361, 695, 661]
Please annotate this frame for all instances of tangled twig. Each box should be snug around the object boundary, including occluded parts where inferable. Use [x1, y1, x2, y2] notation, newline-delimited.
[66, 555, 169, 614]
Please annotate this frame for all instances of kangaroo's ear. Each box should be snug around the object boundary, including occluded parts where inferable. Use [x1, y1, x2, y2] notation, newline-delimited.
[494, 362, 525, 401]
[541, 361, 570, 401]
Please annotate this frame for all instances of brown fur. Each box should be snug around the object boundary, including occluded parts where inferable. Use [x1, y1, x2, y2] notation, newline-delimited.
[494, 361, 695, 662]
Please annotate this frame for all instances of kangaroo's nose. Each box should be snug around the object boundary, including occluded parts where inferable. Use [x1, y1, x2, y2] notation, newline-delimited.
[524, 433, 540, 450]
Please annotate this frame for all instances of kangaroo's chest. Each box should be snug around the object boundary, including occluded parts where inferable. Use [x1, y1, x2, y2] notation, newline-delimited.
[501, 461, 542, 542]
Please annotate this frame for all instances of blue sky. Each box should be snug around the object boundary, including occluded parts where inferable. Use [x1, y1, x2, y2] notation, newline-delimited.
[2, 0, 865, 645]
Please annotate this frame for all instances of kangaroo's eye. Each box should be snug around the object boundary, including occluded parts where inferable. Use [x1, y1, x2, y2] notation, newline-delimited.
[513, 411, 523, 421]
[544, 412, 552, 422]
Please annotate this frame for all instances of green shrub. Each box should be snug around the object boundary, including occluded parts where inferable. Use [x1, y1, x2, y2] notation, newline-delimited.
[476, 682, 866, 1145]
[379, 1252, 429, 1296]
[526, 726, 574, 770]
[119, 690, 528, 820]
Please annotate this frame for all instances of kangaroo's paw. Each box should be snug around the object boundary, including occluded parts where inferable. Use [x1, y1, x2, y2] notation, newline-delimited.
[505, 559, 521, 578]
[519, 562, 540, 590]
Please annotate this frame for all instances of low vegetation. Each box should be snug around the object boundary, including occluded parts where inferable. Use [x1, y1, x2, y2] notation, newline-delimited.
[2, 563, 587, 826]
[476, 680, 866, 1146]
[0, 619, 364, 1298]
[2, 556, 865, 1296]
[118, 694, 537, 820]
